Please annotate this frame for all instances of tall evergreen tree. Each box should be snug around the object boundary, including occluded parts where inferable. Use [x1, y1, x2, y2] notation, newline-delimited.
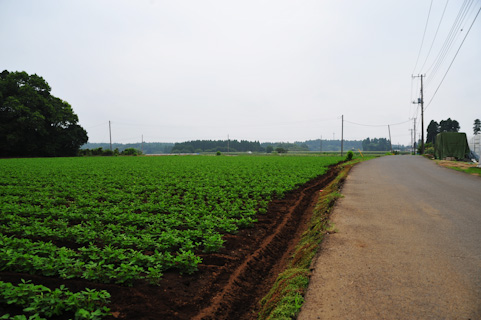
[473, 119, 481, 135]
[426, 120, 439, 144]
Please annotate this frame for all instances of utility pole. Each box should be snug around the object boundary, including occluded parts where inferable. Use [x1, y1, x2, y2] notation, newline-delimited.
[409, 129, 413, 154]
[320, 135, 322, 153]
[388, 125, 392, 153]
[413, 118, 417, 154]
[412, 75, 425, 154]
[109, 121, 112, 151]
[141, 135, 144, 154]
[420, 75, 425, 155]
[227, 134, 229, 153]
[341, 115, 344, 157]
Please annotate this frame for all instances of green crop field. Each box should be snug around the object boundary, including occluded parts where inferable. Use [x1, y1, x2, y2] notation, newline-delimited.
[0, 155, 343, 319]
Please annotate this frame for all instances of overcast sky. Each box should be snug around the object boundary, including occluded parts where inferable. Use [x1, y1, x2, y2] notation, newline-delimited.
[1, 0, 480, 145]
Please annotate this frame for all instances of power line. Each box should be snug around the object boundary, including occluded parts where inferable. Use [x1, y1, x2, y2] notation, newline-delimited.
[344, 119, 411, 127]
[412, 0, 434, 74]
[419, 0, 450, 72]
[425, 4, 481, 110]
[425, 0, 475, 87]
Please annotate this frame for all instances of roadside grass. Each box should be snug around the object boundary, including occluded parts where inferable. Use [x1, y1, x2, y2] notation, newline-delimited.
[435, 160, 481, 177]
[447, 166, 481, 176]
[258, 156, 371, 320]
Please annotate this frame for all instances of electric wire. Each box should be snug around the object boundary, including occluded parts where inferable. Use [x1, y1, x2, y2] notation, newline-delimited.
[425, 4, 481, 110]
[419, 0, 450, 72]
[425, 0, 474, 88]
[412, 0, 434, 74]
[344, 119, 411, 127]
[425, 0, 470, 78]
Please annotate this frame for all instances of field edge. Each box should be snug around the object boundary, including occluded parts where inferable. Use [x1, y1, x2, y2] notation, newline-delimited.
[257, 158, 364, 320]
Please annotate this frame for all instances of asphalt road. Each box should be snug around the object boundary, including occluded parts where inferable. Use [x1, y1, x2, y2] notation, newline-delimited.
[298, 156, 481, 320]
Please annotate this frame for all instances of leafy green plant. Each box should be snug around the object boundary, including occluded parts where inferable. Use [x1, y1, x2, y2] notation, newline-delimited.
[346, 150, 354, 161]
[0, 156, 343, 285]
[0, 280, 110, 319]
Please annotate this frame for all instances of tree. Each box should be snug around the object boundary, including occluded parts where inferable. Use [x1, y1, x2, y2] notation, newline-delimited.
[361, 137, 391, 151]
[474, 119, 481, 135]
[426, 120, 439, 144]
[0, 70, 87, 157]
[439, 118, 460, 133]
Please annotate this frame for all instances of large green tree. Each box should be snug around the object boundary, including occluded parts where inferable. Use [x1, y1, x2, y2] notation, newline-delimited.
[0, 70, 88, 157]
[439, 118, 460, 133]
[426, 120, 439, 144]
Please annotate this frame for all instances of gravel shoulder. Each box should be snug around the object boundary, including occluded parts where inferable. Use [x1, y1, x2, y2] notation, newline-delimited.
[298, 156, 481, 320]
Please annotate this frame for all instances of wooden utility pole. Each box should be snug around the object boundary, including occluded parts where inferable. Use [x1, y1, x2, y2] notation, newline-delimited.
[109, 121, 112, 151]
[420, 75, 425, 155]
[413, 118, 417, 154]
[341, 115, 344, 157]
[409, 129, 414, 154]
[388, 125, 393, 153]
[412, 75, 425, 154]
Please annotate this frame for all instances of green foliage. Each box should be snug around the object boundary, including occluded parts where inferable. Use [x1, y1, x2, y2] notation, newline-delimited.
[275, 147, 288, 153]
[0, 70, 88, 157]
[0, 156, 343, 287]
[120, 148, 142, 156]
[474, 119, 481, 135]
[172, 139, 263, 153]
[303, 139, 363, 152]
[426, 120, 439, 144]
[439, 118, 460, 133]
[418, 142, 433, 155]
[426, 118, 460, 144]
[263, 142, 305, 152]
[82, 142, 174, 154]
[425, 147, 434, 155]
[346, 150, 354, 161]
[216, 151, 221, 156]
[361, 137, 391, 151]
[0, 280, 110, 319]
[258, 268, 309, 320]
[445, 165, 481, 176]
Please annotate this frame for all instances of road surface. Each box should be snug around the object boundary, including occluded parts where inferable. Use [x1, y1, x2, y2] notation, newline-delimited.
[298, 156, 481, 319]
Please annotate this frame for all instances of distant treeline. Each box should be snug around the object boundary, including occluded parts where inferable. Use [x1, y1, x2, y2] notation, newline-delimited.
[82, 138, 402, 155]
[361, 138, 391, 151]
[172, 139, 366, 153]
[171, 140, 264, 153]
[78, 147, 142, 156]
[303, 139, 363, 151]
[81, 142, 174, 154]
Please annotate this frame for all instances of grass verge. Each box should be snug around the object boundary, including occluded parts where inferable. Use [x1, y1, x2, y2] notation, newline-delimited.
[435, 160, 481, 177]
[257, 157, 368, 320]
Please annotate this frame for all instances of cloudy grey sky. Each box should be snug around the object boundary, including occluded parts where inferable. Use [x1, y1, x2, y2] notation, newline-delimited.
[1, 0, 480, 145]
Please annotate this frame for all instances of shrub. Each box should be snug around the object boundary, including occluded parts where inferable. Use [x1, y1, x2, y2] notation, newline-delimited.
[346, 151, 354, 161]
[121, 148, 142, 156]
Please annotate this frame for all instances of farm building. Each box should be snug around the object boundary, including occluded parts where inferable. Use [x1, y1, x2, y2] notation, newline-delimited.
[434, 132, 470, 160]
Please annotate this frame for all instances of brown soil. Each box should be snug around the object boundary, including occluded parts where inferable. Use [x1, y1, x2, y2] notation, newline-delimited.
[0, 167, 339, 320]
[436, 159, 480, 173]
